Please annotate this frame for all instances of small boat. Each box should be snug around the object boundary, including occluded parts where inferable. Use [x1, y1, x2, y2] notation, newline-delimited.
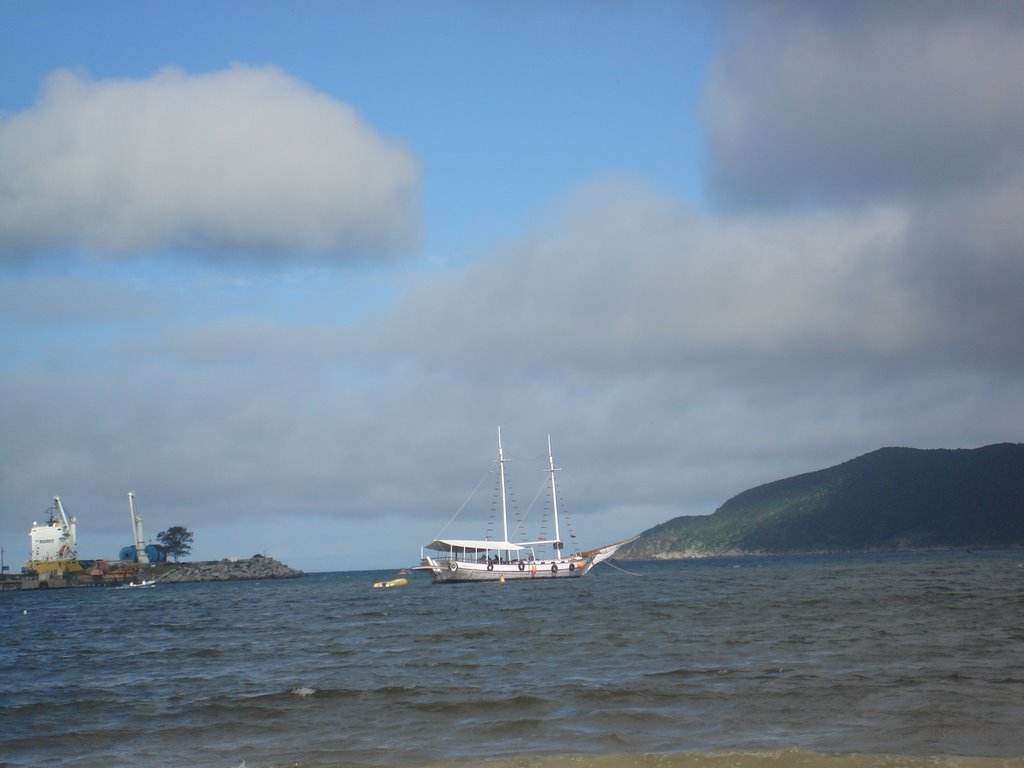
[116, 579, 156, 589]
[414, 429, 634, 584]
[372, 577, 408, 589]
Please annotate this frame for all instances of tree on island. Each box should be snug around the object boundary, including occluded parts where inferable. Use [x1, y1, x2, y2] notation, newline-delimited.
[157, 526, 194, 562]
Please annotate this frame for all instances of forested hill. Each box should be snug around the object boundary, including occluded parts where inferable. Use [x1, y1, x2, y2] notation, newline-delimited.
[618, 443, 1024, 559]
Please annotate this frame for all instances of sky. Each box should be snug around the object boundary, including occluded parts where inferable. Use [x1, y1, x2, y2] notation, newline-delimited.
[2, 2, 1023, 573]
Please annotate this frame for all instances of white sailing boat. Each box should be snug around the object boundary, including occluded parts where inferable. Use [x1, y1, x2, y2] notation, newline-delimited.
[415, 428, 634, 584]
[115, 579, 156, 589]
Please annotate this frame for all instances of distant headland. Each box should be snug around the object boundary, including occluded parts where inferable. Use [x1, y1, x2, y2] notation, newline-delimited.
[619, 443, 1024, 560]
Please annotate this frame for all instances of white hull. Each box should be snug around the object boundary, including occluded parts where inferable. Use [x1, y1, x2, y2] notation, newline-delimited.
[416, 538, 631, 584]
[116, 579, 155, 589]
[418, 557, 588, 583]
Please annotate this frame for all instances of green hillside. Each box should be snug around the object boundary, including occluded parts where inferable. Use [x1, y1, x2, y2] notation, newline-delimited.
[619, 443, 1024, 559]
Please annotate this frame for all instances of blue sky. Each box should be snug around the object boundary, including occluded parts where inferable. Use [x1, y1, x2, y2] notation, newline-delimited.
[2, 2, 1023, 572]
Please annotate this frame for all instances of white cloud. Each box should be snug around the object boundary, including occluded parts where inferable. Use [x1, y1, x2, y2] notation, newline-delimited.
[0, 65, 419, 259]
[372, 181, 983, 376]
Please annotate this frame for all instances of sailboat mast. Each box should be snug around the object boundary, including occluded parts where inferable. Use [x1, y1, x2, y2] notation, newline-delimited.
[547, 435, 562, 557]
[498, 426, 509, 543]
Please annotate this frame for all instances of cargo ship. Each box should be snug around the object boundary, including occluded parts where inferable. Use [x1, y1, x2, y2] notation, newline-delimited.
[2, 494, 158, 590]
[26, 496, 84, 580]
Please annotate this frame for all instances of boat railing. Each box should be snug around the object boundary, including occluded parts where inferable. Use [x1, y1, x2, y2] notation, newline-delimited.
[421, 545, 540, 566]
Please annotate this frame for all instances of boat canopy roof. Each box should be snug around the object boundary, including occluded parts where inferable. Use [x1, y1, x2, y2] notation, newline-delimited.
[425, 539, 526, 553]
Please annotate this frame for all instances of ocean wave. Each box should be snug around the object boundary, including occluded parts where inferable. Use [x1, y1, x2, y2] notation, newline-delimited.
[269, 751, 1024, 768]
[5, 554, 1023, 768]
[425, 751, 1024, 768]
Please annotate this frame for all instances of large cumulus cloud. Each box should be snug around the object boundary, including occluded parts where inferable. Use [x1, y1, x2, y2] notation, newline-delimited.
[371, 182, 992, 376]
[0, 65, 419, 259]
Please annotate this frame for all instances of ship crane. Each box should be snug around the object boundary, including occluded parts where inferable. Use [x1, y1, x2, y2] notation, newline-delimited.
[128, 492, 150, 565]
[54, 497, 75, 543]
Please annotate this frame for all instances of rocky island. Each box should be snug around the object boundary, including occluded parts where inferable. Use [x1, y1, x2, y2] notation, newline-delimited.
[150, 555, 304, 583]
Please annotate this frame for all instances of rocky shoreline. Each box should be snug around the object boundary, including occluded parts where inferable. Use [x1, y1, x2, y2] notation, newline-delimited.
[630, 544, 1022, 560]
[154, 555, 304, 584]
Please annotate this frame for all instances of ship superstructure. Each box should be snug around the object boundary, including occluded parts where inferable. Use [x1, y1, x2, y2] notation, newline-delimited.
[27, 496, 83, 575]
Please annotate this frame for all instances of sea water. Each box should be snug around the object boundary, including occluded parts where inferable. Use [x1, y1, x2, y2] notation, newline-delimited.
[1, 552, 1022, 768]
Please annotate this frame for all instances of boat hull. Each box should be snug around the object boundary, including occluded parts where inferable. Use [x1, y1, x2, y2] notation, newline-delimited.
[417, 556, 594, 583]
[415, 536, 635, 584]
[115, 580, 155, 589]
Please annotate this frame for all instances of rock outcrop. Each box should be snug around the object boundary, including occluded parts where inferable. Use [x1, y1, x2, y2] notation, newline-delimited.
[155, 555, 304, 583]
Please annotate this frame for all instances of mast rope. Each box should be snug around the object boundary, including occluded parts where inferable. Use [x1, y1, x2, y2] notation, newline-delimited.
[560, 494, 579, 551]
[434, 461, 496, 539]
[601, 560, 644, 577]
[514, 478, 548, 539]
